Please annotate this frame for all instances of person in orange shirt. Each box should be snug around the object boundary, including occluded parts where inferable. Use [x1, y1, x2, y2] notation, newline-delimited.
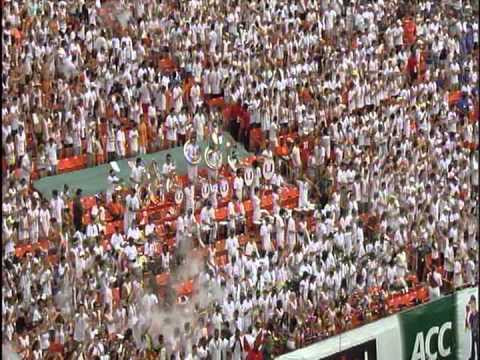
[139, 118, 148, 155]
[418, 46, 427, 82]
[108, 194, 124, 221]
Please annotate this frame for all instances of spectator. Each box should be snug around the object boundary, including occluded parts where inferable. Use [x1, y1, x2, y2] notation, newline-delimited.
[72, 189, 84, 232]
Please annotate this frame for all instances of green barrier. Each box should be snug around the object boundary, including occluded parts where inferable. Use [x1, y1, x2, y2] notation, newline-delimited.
[34, 133, 251, 199]
[277, 286, 478, 360]
[399, 286, 479, 360]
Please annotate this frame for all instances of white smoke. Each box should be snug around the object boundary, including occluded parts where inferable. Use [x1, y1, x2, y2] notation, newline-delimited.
[54, 276, 73, 317]
[145, 248, 226, 340]
[99, 2, 132, 29]
[115, 10, 132, 28]
[2, 343, 21, 360]
[57, 61, 78, 79]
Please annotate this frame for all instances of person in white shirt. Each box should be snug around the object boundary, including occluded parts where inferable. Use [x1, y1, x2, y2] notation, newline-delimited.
[126, 224, 142, 244]
[260, 217, 273, 253]
[15, 125, 26, 159]
[225, 230, 240, 261]
[191, 84, 203, 111]
[162, 153, 176, 177]
[177, 108, 189, 146]
[290, 141, 302, 179]
[185, 136, 201, 184]
[165, 113, 178, 148]
[274, 210, 286, 250]
[200, 201, 217, 245]
[130, 158, 145, 185]
[184, 185, 195, 214]
[73, 303, 89, 343]
[233, 169, 244, 201]
[251, 188, 262, 225]
[229, 328, 244, 360]
[427, 266, 443, 301]
[297, 177, 312, 210]
[453, 254, 464, 289]
[124, 238, 138, 264]
[193, 109, 206, 143]
[110, 227, 125, 252]
[128, 126, 139, 157]
[106, 169, 120, 203]
[50, 189, 65, 230]
[444, 239, 455, 288]
[176, 213, 186, 250]
[115, 127, 126, 158]
[46, 137, 58, 175]
[85, 221, 99, 242]
[208, 329, 228, 360]
[124, 187, 140, 233]
[287, 211, 297, 251]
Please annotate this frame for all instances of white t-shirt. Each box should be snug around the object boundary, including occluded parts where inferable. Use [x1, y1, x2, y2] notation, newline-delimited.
[46, 143, 58, 165]
[110, 232, 124, 250]
[166, 115, 178, 141]
[260, 223, 273, 252]
[50, 197, 65, 225]
[130, 165, 144, 184]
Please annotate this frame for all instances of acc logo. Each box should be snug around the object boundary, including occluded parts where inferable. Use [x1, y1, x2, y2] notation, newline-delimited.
[410, 322, 452, 360]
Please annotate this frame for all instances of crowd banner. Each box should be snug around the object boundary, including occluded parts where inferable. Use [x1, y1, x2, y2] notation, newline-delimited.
[276, 287, 478, 360]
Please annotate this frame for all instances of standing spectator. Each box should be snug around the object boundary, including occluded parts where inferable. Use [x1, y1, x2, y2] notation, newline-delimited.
[73, 189, 84, 233]
[45, 137, 59, 176]
[427, 265, 443, 301]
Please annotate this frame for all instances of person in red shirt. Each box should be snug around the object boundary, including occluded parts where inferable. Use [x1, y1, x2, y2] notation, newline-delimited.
[245, 329, 266, 360]
[407, 48, 418, 85]
[246, 348, 264, 360]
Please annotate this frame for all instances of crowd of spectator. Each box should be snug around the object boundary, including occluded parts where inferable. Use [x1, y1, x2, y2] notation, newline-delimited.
[2, 0, 479, 359]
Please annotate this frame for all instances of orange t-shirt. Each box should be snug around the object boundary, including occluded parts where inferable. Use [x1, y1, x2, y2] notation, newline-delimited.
[165, 90, 173, 111]
[403, 18, 416, 46]
[139, 121, 148, 146]
[183, 77, 194, 101]
[108, 201, 124, 218]
[299, 88, 312, 103]
[49, 342, 64, 354]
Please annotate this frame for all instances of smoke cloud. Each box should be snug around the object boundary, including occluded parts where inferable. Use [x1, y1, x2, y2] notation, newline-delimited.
[2, 344, 21, 360]
[145, 244, 226, 340]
